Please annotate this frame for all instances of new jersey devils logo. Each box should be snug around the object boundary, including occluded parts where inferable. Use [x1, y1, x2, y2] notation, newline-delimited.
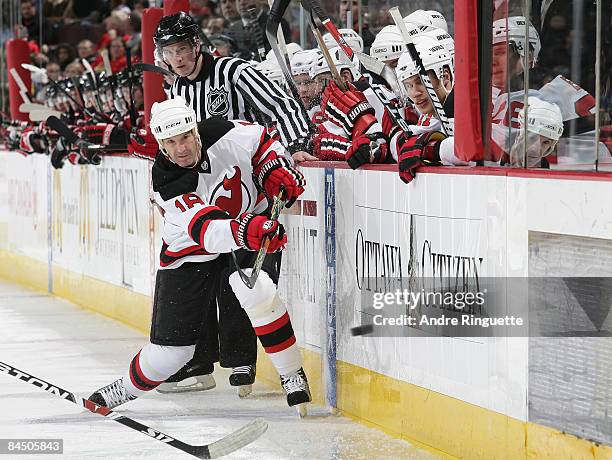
[210, 166, 252, 218]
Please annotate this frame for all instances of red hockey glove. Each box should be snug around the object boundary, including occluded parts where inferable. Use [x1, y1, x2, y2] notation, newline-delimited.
[76, 123, 115, 145]
[321, 81, 377, 136]
[312, 127, 351, 161]
[128, 128, 158, 161]
[231, 212, 287, 253]
[346, 133, 388, 169]
[397, 131, 445, 184]
[19, 126, 47, 155]
[257, 157, 305, 208]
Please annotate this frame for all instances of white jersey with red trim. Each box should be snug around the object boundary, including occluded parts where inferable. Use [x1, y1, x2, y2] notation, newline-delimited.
[152, 117, 280, 269]
[492, 75, 595, 129]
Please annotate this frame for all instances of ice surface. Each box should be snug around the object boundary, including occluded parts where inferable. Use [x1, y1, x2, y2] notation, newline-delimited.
[0, 280, 440, 459]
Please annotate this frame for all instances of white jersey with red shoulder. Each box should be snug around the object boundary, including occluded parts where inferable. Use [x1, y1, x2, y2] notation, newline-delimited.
[152, 117, 281, 269]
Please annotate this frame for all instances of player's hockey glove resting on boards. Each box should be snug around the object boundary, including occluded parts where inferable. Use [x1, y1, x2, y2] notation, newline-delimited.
[397, 130, 445, 184]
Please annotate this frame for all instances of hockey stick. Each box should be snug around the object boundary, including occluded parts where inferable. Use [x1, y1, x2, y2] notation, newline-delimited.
[353, 51, 406, 98]
[306, 11, 346, 90]
[266, 0, 309, 106]
[46, 115, 127, 154]
[82, 59, 106, 115]
[301, 0, 411, 132]
[125, 47, 138, 128]
[231, 190, 285, 289]
[0, 361, 267, 459]
[245, 7, 267, 62]
[9, 68, 32, 104]
[29, 108, 62, 122]
[389, 7, 453, 135]
[19, 101, 49, 113]
[133, 63, 176, 80]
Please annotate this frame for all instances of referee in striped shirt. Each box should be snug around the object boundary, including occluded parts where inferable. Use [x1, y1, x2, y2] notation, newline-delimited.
[155, 12, 316, 162]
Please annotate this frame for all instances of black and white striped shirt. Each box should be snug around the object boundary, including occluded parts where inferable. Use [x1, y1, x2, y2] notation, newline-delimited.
[168, 52, 310, 152]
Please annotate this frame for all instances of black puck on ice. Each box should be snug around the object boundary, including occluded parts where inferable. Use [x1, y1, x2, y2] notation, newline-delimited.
[350, 324, 374, 336]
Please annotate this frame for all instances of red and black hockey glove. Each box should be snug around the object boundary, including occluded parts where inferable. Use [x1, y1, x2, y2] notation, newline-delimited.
[76, 123, 115, 145]
[231, 212, 287, 253]
[258, 156, 305, 208]
[346, 133, 389, 169]
[312, 126, 351, 161]
[128, 128, 158, 161]
[321, 81, 377, 136]
[397, 131, 445, 184]
[19, 126, 48, 155]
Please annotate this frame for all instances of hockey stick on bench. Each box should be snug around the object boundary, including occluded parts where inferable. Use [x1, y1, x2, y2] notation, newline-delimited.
[0, 361, 267, 459]
[389, 7, 453, 136]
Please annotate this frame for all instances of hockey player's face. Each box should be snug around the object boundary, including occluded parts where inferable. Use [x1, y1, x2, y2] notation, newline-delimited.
[162, 41, 198, 77]
[404, 75, 434, 115]
[295, 74, 318, 108]
[163, 131, 201, 168]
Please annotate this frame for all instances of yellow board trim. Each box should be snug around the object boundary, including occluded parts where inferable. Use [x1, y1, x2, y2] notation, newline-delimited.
[2, 250, 610, 460]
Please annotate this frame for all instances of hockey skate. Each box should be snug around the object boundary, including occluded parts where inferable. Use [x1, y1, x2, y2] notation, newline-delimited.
[229, 364, 256, 398]
[280, 368, 311, 417]
[156, 363, 216, 393]
[88, 378, 137, 409]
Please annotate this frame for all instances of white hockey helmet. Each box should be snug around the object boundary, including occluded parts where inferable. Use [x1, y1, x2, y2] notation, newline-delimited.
[290, 49, 322, 76]
[369, 25, 405, 62]
[427, 10, 448, 32]
[518, 97, 564, 140]
[309, 46, 359, 80]
[265, 42, 303, 63]
[403, 10, 434, 32]
[323, 28, 364, 53]
[150, 96, 198, 141]
[256, 59, 284, 83]
[395, 35, 453, 84]
[150, 97, 201, 160]
[492, 16, 541, 67]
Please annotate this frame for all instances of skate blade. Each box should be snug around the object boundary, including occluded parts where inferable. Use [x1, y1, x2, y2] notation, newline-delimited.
[295, 403, 308, 418]
[156, 375, 216, 394]
[237, 384, 252, 398]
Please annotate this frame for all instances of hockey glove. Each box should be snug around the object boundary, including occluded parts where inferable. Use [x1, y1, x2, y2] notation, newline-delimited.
[19, 126, 48, 155]
[346, 133, 389, 169]
[128, 128, 158, 161]
[321, 81, 377, 136]
[397, 131, 445, 184]
[50, 138, 69, 169]
[258, 157, 305, 208]
[231, 212, 287, 253]
[312, 126, 351, 161]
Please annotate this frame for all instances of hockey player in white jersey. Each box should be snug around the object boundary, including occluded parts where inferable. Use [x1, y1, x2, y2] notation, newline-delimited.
[89, 98, 311, 414]
[508, 96, 564, 167]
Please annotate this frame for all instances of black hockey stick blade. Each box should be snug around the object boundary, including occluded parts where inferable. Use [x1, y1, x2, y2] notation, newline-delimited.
[133, 63, 176, 80]
[232, 190, 285, 289]
[266, 0, 305, 107]
[47, 115, 79, 144]
[0, 361, 268, 459]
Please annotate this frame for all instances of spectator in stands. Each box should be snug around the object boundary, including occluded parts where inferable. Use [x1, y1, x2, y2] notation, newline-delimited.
[21, 0, 50, 43]
[107, 38, 128, 72]
[125, 12, 142, 58]
[338, 0, 375, 53]
[77, 40, 98, 65]
[64, 61, 84, 78]
[56, 43, 76, 71]
[225, 0, 290, 60]
[203, 17, 228, 37]
[133, 1, 150, 15]
[111, 0, 131, 15]
[97, 10, 130, 51]
[219, 0, 240, 23]
[46, 61, 61, 82]
[190, 0, 213, 24]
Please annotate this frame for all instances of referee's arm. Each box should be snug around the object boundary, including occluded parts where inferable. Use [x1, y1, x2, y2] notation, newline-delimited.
[235, 63, 312, 155]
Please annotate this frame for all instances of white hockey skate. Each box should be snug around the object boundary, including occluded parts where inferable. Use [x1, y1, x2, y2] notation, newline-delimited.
[88, 378, 137, 409]
[229, 364, 256, 398]
[156, 364, 216, 393]
[280, 368, 311, 417]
